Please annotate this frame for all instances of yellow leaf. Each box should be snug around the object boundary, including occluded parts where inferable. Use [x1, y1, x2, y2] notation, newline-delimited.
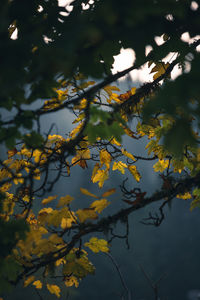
[65, 276, 79, 288]
[32, 280, 42, 289]
[71, 148, 90, 169]
[176, 192, 192, 200]
[61, 217, 74, 229]
[121, 149, 136, 161]
[22, 195, 30, 203]
[104, 85, 120, 96]
[111, 138, 121, 147]
[32, 149, 43, 163]
[56, 195, 74, 207]
[90, 199, 110, 213]
[46, 284, 61, 298]
[92, 169, 109, 188]
[84, 237, 109, 253]
[7, 148, 17, 158]
[55, 258, 66, 267]
[24, 276, 35, 287]
[91, 163, 100, 181]
[76, 208, 98, 223]
[153, 159, 169, 172]
[128, 165, 141, 182]
[72, 112, 85, 124]
[99, 149, 112, 169]
[101, 188, 116, 197]
[80, 188, 98, 198]
[42, 195, 57, 205]
[112, 161, 127, 174]
[38, 207, 53, 215]
[150, 62, 170, 80]
[70, 122, 84, 139]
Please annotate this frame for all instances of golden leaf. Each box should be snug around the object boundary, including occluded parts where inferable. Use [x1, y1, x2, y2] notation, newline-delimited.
[46, 284, 61, 298]
[121, 149, 136, 161]
[176, 192, 192, 200]
[84, 237, 109, 253]
[91, 163, 100, 182]
[101, 188, 116, 197]
[76, 208, 98, 223]
[150, 62, 170, 80]
[65, 276, 79, 288]
[24, 276, 35, 287]
[153, 159, 169, 172]
[7, 148, 17, 158]
[90, 199, 110, 213]
[80, 188, 98, 198]
[32, 280, 42, 289]
[56, 195, 74, 207]
[99, 149, 112, 169]
[42, 195, 57, 205]
[60, 217, 74, 229]
[70, 122, 84, 139]
[92, 169, 109, 188]
[111, 138, 121, 147]
[128, 165, 141, 182]
[112, 161, 127, 174]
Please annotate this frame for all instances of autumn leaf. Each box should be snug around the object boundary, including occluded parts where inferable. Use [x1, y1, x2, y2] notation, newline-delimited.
[42, 195, 57, 205]
[61, 217, 74, 229]
[76, 208, 98, 223]
[70, 122, 84, 139]
[112, 161, 127, 174]
[99, 149, 112, 169]
[92, 169, 109, 188]
[84, 237, 109, 253]
[32, 280, 42, 289]
[80, 188, 98, 198]
[24, 276, 35, 287]
[63, 252, 95, 278]
[150, 62, 170, 80]
[176, 192, 192, 200]
[90, 199, 110, 213]
[46, 284, 61, 298]
[101, 188, 116, 197]
[65, 276, 79, 288]
[91, 163, 100, 182]
[7, 148, 17, 158]
[71, 148, 90, 169]
[56, 195, 74, 207]
[128, 165, 141, 182]
[121, 149, 136, 161]
[153, 159, 169, 172]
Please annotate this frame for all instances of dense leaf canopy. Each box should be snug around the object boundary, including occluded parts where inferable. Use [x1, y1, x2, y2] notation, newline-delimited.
[0, 0, 200, 298]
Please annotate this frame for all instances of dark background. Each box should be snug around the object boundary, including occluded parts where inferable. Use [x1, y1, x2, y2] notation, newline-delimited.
[3, 79, 200, 300]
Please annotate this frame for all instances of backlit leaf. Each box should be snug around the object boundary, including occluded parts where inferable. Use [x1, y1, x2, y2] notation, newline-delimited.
[24, 276, 35, 287]
[84, 237, 109, 253]
[101, 188, 116, 197]
[65, 276, 79, 288]
[80, 188, 98, 198]
[153, 159, 169, 172]
[128, 165, 141, 182]
[92, 168, 109, 188]
[99, 149, 112, 169]
[56, 195, 74, 207]
[90, 199, 110, 213]
[46, 284, 61, 298]
[32, 280, 42, 289]
[112, 161, 127, 174]
[42, 195, 57, 205]
[76, 208, 98, 223]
